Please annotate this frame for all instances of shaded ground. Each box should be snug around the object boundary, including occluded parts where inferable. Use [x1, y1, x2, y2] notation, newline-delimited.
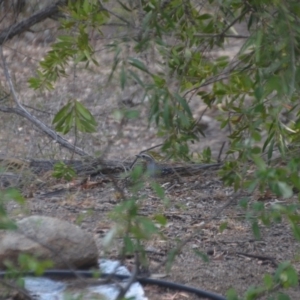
[1, 12, 300, 300]
[7, 167, 300, 299]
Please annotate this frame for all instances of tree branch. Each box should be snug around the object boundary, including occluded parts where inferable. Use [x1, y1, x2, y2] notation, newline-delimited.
[219, 8, 250, 38]
[0, 105, 90, 156]
[0, 47, 89, 157]
[194, 33, 249, 39]
[0, 0, 66, 46]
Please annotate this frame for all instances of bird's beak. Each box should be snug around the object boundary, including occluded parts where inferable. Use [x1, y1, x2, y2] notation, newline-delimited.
[136, 154, 141, 158]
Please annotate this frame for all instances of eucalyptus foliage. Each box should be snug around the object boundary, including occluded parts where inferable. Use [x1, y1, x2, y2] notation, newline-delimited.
[29, 0, 300, 165]
[27, 1, 300, 298]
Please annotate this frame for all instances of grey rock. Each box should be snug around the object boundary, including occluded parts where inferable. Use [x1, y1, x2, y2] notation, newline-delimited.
[0, 216, 98, 269]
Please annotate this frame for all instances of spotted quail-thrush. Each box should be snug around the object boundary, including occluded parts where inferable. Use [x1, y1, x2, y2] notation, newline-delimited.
[136, 153, 221, 178]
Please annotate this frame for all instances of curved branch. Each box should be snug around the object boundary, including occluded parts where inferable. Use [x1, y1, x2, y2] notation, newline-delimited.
[0, 105, 89, 157]
[0, 46, 90, 157]
[0, 0, 66, 46]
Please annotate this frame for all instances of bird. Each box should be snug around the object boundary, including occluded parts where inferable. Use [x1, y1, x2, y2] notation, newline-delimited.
[135, 153, 222, 178]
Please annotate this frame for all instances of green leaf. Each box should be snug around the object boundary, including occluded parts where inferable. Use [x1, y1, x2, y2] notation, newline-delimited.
[197, 13, 212, 20]
[277, 293, 291, 300]
[153, 214, 167, 226]
[123, 236, 135, 253]
[128, 70, 145, 87]
[152, 74, 166, 87]
[276, 182, 293, 198]
[52, 103, 72, 125]
[124, 109, 139, 119]
[83, 49, 92, 62]
[151, 182, 165, 199]
[267, 138, 275, 162]
[290, 173, 300, 191]
[193, 250, 209, 263]
[28, 77, 43, 90]
[57, 35, 74, 43]
[239, 197, 249, 209]
[163, 100, 171, 128]
[252, 221, 261, 239]
[166, 248, 177, 273]
[75, 101, 92, 120]
[107, 48, 121, 83]
[4, 188, 24, 203]
[138, 217, 158, 236]
[128, 57, 149, 73]
[219, 222, 228, 233]
[251, 146, 261, 154]
[252, 202, 264, 212]
[251, 131, 261, 142]
[252, 155, 266, 171]
[226, 288, 239, 300]
[120, 65, 127, 90]
[60, 111, 74, 134]
[255, 30, 263, 63]
[83, 0, 91, 14]
[130, 165, 144, 181]
[53, 162, 77, 181]
[174, 93, 192, 117]
[275, 262, 298, 288]
[290, 223, 300, 241]
[263, 273, 273, 289]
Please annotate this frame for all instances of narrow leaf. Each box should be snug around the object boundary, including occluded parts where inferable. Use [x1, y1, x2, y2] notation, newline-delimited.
[174, 93, 192, 116]
[128, 57, 149, 73]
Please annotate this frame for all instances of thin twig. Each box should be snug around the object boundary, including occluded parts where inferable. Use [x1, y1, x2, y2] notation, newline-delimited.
[140, 143, 164, 154]
[22, 104, 54, 115]
[116, 253, 138, 300]
[235, 251, 278, 268]
[194, 33, 249, 39]
[218, 142, 226, 162]
[183, 59, 245, 98]
[128, 143, 164, 170]
[99, 0, 133, 27]
[219, 9, 250, 38]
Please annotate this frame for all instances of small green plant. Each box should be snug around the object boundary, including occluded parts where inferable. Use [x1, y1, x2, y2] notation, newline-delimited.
[0, 188, 24, 230]
[4, 254, 53, 278]
[52, 161, 77, 181]
[105, 165, 167, 267]
[227, 261, 298, 300]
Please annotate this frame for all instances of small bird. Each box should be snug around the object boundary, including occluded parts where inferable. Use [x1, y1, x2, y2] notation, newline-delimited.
[136, 153, 221, 178]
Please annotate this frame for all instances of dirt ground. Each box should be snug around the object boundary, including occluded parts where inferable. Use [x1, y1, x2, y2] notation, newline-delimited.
[6, 163, 300, 300]
[1, 12, 300, 300]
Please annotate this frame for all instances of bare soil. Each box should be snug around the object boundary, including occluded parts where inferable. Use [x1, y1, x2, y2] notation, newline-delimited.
[1, 14, 300, 300]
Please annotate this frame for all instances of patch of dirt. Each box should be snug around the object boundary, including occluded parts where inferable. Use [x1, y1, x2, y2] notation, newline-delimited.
[7, 170, 300, 299]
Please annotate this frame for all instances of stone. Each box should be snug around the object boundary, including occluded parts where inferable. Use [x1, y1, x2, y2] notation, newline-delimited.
[0, 216, 98, 270]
